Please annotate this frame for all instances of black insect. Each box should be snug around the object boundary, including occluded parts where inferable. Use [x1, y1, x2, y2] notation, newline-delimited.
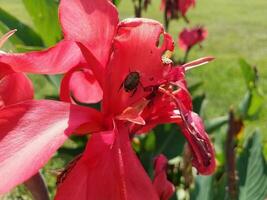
[120, 71, 141, 95]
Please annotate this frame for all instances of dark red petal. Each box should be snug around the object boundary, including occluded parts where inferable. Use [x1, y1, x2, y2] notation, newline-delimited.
[59, 0, 119, 67]
[0, 72, 33, 108]
[55, 125, 159, 200]
[179, 111, 216, 175]
[103, 18, 174, 115]
[0, 100, 103, 193]
[60, 66, 103, 104]
[0, 40, 84, 74]
[153, 155, 175, 200]
[178, 27, 207, 51]
[179, 0, 196, 16]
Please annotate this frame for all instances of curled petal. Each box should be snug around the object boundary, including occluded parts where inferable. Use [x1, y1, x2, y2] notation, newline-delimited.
[182, 56, 214, 71]
[103, 18, 174, 115]
[59, 0, 119, 67]
[0, 40, 84, 74]
[116, 98, 149, 125]
[153, 155, 175, 200]
[179, 112, 216, 175]
[0, 71, 33, 108]
[60, 66, 103, 104]
[55, 125, 158, 200]
[0, 100, 103, 193]
[0, 29, 17, 48]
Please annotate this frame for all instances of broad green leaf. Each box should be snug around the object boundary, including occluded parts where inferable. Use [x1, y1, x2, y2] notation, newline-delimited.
[154, 124, 185, 158]
[239, 58, 256, 89]
[247, 89, 264, 118]
[113, 0, 121, 6]
[22, 0, 61, 46]
[193, 93, 206, 114]
[190, 176, 213, 200]
[237, 130, 267, 200]
[15, 44, 43, 52]
[205, 115, 228, 133]
[190, 173, 227, 200]
[44, 74, 62, 90]
[0, 21, 23, 50]
[239, 89, 263, 120]
[0, 7, 43, 46]
[144, 132, 156, 151]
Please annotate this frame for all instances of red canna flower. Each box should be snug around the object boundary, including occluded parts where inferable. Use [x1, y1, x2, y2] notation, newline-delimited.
[0, 0, 215, 199]
[179, 26, 208, 51]
[161, 0, 195, 18]
[178, 0, 196, 16]
[153, 155, 175, 200]
[0, 30, 33, 108]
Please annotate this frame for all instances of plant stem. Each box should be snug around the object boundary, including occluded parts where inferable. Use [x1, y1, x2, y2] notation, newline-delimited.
[164, 6, 169, 31]
[133, 0, 142, 17]
[24, 172, 50, 200]
[182, 47, 191, 64]
[225, 109, 240, 200]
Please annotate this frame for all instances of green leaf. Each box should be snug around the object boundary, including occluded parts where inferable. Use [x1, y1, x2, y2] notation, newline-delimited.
[190, 176, 213, 200]
[144, 132, 156, 151]
[190, 172, 227, 200]
[0, 21, 23, 50]
[154, 124, 185, 158]
[239, 58, 256, 89]
[113, 0, 121, 6]
[239, 89, 264, 120]
[0, 7, 43, 46]
[193, 93, 206, 114]
[22, 0, 61, 46]
[44, 74, 62, 90]
[205, 115, 228, 133]
[237, 130, 267, 200]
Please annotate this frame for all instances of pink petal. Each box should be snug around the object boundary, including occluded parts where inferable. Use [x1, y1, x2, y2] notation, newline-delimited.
[0, 100, 103, 193]
[103, 18, 174, 115]
[178, 27, 208, 51]
[59, 0, 119, 67]
[0, 29, 17, 48]
[60, 66, 103, 104]
[0, 72, 33, 108]
[179, 111, 216, 175]
[153, 155, 175, 200]
[0, 40, 85, 74]
[179, 0, 196, 16]
[55, 125, 159, 200]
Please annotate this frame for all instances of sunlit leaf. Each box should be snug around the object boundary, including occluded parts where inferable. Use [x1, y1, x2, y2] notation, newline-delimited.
[237, 130, 267, 200]
[22, 0, 61, 46]
[0, 21, 23, 49]
[0, 7, 43, 46]
[239, 58, 256, 89]
[113, 0, 121, 6]
[45, 74, 62, 90]
[239, 89, 264, 120]
[205, 115, 228, 133]
[190, 176, 213, 200]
